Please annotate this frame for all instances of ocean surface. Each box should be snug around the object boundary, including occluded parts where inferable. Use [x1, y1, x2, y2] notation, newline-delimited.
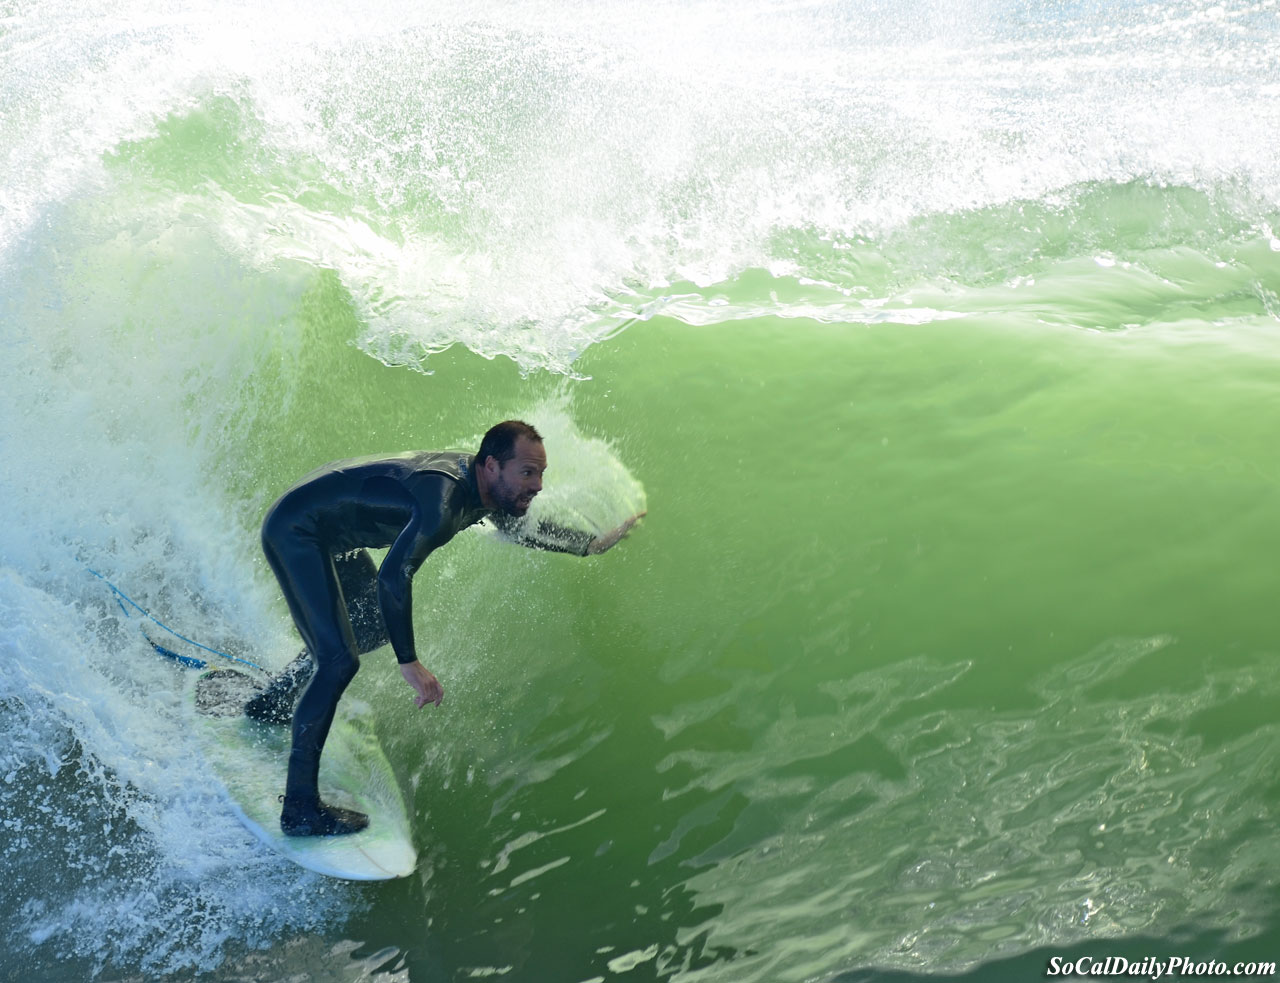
[3, 0, 1280, 980]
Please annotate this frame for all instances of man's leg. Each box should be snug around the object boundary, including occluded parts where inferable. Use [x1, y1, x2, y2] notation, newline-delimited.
[261, 514, 369, 837]
[245, 550, 389, 724]
[281, 643, 364, 836]
[338, 549, 390, 654]
[244, 649, 315, 724]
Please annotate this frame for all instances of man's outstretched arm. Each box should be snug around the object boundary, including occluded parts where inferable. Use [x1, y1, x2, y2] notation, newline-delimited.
[494, 511, 646, 556]
[585, 512, 646, 554]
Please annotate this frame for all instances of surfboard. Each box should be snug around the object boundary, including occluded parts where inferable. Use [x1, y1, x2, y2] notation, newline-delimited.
[190, 668, 417, 880]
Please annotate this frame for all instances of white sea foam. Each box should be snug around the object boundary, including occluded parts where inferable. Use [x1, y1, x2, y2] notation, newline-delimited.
[0, 191, 357, 975]
[4, 0, 1276, 373]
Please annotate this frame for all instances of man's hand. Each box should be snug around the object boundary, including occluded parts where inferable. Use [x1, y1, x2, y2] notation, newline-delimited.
[400, 660, 444, 708]
[587, 511, 647, 555]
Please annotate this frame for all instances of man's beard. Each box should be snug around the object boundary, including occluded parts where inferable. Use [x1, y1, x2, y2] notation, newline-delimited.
[492, 475, 534, 517]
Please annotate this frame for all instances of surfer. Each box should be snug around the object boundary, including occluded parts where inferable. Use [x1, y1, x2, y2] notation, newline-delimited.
[248, 420, 644, 837]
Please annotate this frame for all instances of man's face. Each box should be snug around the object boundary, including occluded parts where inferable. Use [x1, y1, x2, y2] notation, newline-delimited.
[487, 436, 547, 517]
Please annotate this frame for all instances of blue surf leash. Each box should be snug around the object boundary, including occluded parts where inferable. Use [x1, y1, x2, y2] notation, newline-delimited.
[86, 566, 267, 674]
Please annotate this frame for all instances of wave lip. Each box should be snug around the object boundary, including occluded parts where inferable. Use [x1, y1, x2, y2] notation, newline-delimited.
[5, 0, 1280, 371]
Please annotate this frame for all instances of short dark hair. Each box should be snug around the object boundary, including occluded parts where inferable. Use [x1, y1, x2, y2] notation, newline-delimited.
[476, 420, 542, 468]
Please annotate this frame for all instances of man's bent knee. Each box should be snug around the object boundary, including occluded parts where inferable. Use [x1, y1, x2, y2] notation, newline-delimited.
[313, 650, 359, 689]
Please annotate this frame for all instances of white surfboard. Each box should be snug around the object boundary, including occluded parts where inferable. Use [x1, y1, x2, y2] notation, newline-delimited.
[191, 668, 417, 880]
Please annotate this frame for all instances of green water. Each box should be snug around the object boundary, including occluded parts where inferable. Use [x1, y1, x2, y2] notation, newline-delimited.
[198, 268, 1280, 980]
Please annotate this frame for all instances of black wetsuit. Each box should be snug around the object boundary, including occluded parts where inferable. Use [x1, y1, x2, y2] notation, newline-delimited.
[258, 450, 594, 827]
